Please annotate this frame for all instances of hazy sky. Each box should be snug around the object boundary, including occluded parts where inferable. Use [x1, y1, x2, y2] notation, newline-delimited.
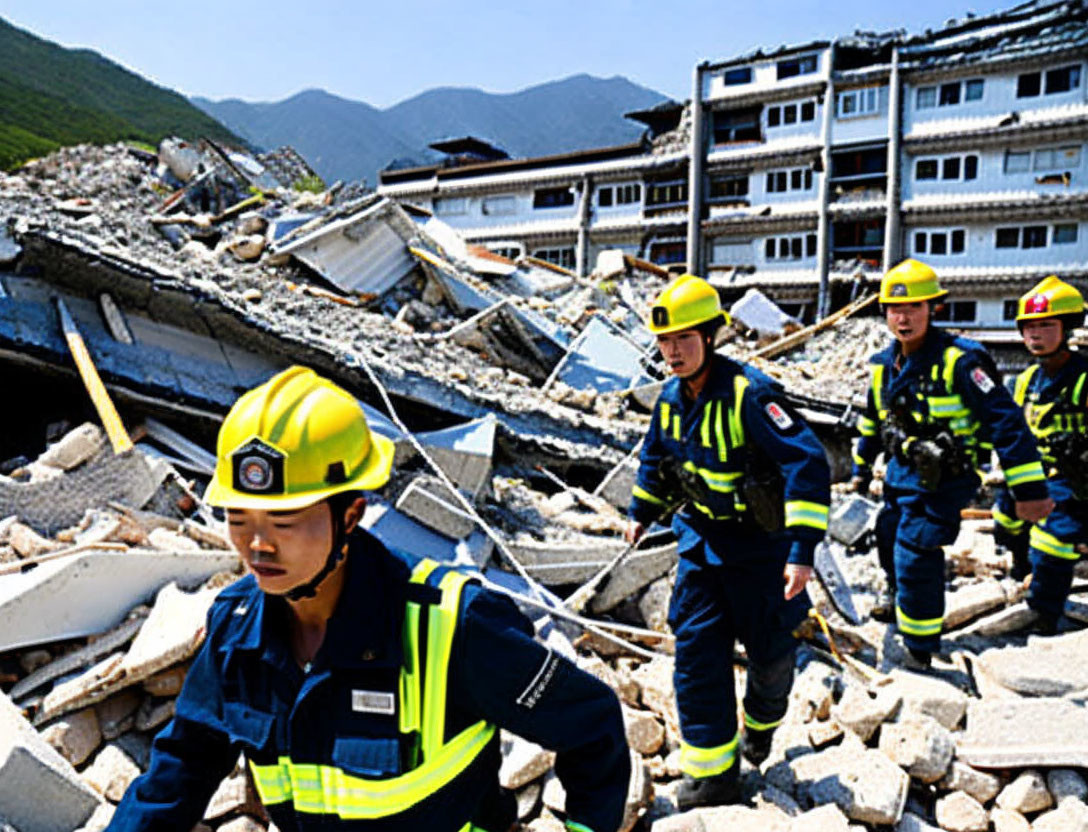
[2, 1, 1014, 108]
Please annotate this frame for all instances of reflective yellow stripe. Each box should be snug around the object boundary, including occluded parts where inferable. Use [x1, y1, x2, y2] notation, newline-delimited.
[659, 402, 670, 433]
[679, 733, 740, 778]
[423, 571, 467, 757]
[991, 505, 1024, 533]
[857, 415, 877, 437]
[1030, 525, 1077, 560]
[744, 713, 783, 732]
[896, 606, 942, 637]
[852, 452, 867, 466]
[1014, 365, 1040, 407]
[927, 395, 969, 418]
[632, 484, 666, 506]
[565, 823, 595, 832]
[1074, 372, 1088, 407]
[672, 414, 681, 441]
[700, 403, 713, 448]
[248, 722, 496, 818]
[871, 364, 885, 414]
[683, 461, 742, 493]
[942, 347, 963, 392]
[713, 401, 728, 463]
[784, 500, 828, 531]
[729, 376, 748, 448]
[1005, 461, 1046, 487]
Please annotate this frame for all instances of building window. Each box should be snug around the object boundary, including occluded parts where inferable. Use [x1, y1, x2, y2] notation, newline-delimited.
[964, 79, 985, 101]
[916, 87, 937, 109]
[713, 107, 761, 144]
[533, 186, 575, 209]
[765, 233, 815, 261]
[837, 87, 883, 118]
[916, 159, 939, 180]
[1023, 226, 1048, 248]
[532, 247, 576, 270]
[777, 54, 817, 80]
[1003, 299, 1019, 321]
[1045, 65, 1081, 94]
[915, 229, 966, 256]
[1017, 71, 1042, 97]
[711, 237, 754, 265]
[942, 157, 961, 180]
[939, 82, 961, 106]
[481, 195, 516, 216]
[598, 183, 641, 207]
[1053, 223, 1079, 244]
[648, 241, 686, 265]
[1034, 145, 1081, 171]
[934, 300, 978, 323]
[766, 167, 812, 193]
[598, 188, 613, 207]
[964, 155, 979, 180]
[724, 67, 752, 85]
[1004, 151, 1031, 173]
[433, 197, 467, 216]
[767, 100, 816, 128]
[708, 174, 749, 200]
[995, 227, 1020, 248]
[646, 180, 688, 207]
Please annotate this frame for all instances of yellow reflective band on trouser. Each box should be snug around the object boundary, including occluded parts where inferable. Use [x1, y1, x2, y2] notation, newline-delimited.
[248, 721, 497, 819]
[632, 485, 666, 506]
[896, 606, 942, 637]
[1005, 461, 1046, 488]
[1030, 525, 1077, 560]
[679, 733, 740, 778]
[785, 500, 829, 531]
[857, 415, 877, 437]
[744, 713, 783, 732]
[991, 505, 1024, 534]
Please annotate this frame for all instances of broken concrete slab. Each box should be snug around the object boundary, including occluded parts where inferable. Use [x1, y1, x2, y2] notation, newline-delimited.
[787, 745, 910, 825]
[1048, 769, 1088, 806]
[39, 707, 102, 767]
[830, 683, 901, 742]
[499, 732, 556, 790]
[940, 761, 1001, 805]
[1031, 800, 1088, 832]
[990, 808, 1031, 832]
[944, 581, 1009, 630]
[974, 629, 1088, 697]
[0, 690, 101, 832]
[997, 770, 1054, 814]
[39, 581, 220, 721]
[395, 475, 476, 540]
[730, 288, 798, 338]
[364, 500, 492, 567]
[953, 602, 1039, 638]
[554, 315, 654, 394]
[592, 541, 677, 614]
[886, 668, 969, 730]
[787, 804, 850, 832]
[877, 715, 954, 784]
[0, 549, 236, 652]
[935, 791, 988, 832]
[406, 414, 496, 499]
[958, 699, 1088, 768]
[81, 742, 141, 802]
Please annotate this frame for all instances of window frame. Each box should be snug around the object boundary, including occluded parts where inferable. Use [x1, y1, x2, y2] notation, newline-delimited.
[1053, 223, 1079, 245]
[723, 66, 753, 86]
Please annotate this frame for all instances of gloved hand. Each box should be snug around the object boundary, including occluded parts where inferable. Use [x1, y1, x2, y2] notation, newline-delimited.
[849, 474, 872, 496]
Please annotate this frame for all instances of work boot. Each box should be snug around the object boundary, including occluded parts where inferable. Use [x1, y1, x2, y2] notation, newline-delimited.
[870, 588, 896, 623]
[905, 647, 933, 670]
[676, 771, 741, 810]
[1026, 610, 1059, 636]
[742, 729, 775, 767]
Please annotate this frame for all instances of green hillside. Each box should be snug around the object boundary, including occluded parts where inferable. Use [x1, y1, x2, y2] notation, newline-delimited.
[0, 17, 239, 169]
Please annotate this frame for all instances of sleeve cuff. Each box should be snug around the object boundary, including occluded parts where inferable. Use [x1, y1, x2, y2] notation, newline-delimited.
[787, 539, 817, 567]
[1010, 479, 1049, 503]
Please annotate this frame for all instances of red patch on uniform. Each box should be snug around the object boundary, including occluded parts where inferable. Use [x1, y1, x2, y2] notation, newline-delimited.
[1024, 294, 1050, 314]
[971, 366, 995, 393]
[765, 401, 794, 430]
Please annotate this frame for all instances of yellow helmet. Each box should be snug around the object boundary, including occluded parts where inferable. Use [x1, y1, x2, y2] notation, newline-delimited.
[879, 259, 948, 304]
[1016, 275, 1085, 323]
[647, 274, 727, 335]
[204, 366, 395, 510]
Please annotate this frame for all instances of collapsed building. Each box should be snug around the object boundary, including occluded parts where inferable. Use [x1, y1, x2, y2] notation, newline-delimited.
[377, 0, 1088, 373]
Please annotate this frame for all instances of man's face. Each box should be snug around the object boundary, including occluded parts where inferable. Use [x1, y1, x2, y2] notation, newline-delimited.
[226, 501, 335, 594]
[885, 301, 930, 346]
[1021, 318, 1064, 356]
[657, 329, 706, 378]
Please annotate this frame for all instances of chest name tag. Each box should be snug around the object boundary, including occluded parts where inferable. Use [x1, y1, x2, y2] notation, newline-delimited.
[765, 401, 794, 431]
[971, 367, 995, 394]
[352, 690, 395, 716]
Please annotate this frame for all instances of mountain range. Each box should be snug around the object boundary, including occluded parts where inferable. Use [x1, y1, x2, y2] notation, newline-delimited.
[0, 17, 239, 170]
[192, 74, 668, 186]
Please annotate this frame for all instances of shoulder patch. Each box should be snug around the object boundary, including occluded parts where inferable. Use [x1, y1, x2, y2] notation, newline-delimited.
[971, 366, 996, 394]
[764, 400, 795, 431]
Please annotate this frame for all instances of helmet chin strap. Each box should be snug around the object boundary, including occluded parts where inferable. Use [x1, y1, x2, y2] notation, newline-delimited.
[284, 506, 348, 602]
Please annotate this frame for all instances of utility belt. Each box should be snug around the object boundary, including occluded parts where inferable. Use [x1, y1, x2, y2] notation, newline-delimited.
[660, 453, 784, 533]
[881, 416, 974, 492]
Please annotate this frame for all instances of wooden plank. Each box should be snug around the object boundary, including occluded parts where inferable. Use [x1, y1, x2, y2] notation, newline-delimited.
[55, 298, 134, 454]
[751, 292, 879, 361]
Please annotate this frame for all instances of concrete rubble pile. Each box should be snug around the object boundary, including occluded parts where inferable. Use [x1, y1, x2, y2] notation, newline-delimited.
[2, 140, 1087, 832]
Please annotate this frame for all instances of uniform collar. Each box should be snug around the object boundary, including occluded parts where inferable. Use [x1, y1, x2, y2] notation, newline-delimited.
[891, 327, 948, 371]
[221, 530, 409, 670]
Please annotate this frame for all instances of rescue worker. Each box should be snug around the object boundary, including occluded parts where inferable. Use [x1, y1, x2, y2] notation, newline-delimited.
[852, 259, 1052, 666]
[992, 276, 1088, 634]
[109, 367, 630, 832]
[626, 275, 831, 808]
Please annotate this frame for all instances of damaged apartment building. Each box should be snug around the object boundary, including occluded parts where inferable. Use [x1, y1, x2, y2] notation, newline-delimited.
[377, 0, 1088, 368]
